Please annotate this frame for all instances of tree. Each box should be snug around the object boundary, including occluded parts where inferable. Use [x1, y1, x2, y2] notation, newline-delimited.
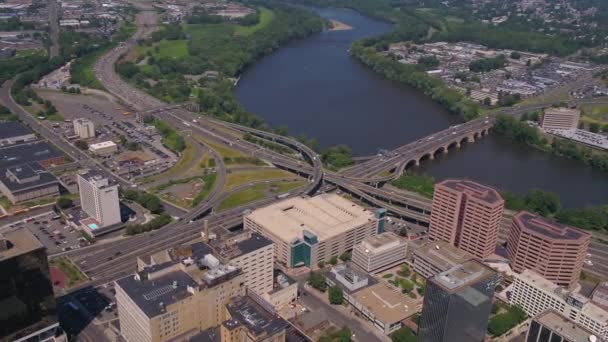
[318, 261, 325, 269]
[329, 256, 338, 265]
[398, 264, 411, 277]
[126, 141, 139, 151]
[483, 97, 492, 106]
[390, 326, 416, 342]
[398, 227, 407, 237]
[510, 51, 521, 59]
[524, 189, 560, 216]
[328, 286, 343, 305]
[589, 122, 600, 133]
[74, 139, 88, 150]
[339, 251, 351, 262]
[56, 197, 73, 209]
[307, 272, 327, 292]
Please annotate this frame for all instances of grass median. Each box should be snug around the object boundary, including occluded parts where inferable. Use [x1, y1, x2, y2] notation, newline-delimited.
[50, 256, 88, 287]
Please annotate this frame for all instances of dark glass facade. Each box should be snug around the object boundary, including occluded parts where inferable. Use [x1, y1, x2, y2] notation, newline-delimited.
[418, 272, 498, 342]
[0, 245, 57, 341]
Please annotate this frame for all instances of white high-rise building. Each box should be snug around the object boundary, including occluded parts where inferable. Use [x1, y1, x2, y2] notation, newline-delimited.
[77, 172, 120, 227]
[73, 118, 95, 139]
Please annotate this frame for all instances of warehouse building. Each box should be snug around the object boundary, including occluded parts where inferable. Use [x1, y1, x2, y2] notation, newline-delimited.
[0, 121, 37, 146]
[0, 162, 60, 204]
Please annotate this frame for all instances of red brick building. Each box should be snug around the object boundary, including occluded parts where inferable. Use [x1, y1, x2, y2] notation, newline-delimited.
[507, 211, 590, 289]
[428, 179, 504, 260]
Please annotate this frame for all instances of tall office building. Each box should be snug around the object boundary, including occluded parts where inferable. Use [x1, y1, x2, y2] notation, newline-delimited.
[77, 171, 121, 227]
[73, 118, 95, 139]
[428, 179, 504, 260]
[0, 229, 65, 342]
[507, 211, 590, 289]
[417, 260, 499, 342]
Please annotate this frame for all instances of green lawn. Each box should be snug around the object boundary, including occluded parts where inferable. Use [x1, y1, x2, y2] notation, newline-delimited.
[217, 188, 265, 212]
[224, 168, 295, 190]
[261, 180, 306, 193]
[142, 141, 205, 184]
[50, 257, 88, 287]
[156, 39, 189, 59]
[15, 48, 46, 58]
[581, 104, 608, 126]
[193, 134, 246, 159]
[235, 8, 275, 36]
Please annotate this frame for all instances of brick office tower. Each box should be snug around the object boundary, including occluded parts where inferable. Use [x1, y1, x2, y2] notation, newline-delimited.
[507, 211, 590, 289]
[428, 179, 504, 260]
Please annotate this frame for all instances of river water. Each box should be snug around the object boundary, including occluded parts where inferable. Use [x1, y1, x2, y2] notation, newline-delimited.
[234, 7, 608, 208]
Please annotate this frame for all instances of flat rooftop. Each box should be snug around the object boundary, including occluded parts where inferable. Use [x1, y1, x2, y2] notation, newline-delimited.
[225, 295, 288, 337]
[414, 241, 473, 270]
[89, 141, 116, 149]
[0, 228, 44, 260]
[514, 211, 590, 242]
[0, 121, 33, 139]
[246, 194, 375, 242]
[437, 179, 503, 205]
[433, 260, 495, 293]
[533, 310, 595, 341]
[351, 282, 417, 323]
[115, 270, 198, 319]
[216, 232, 273, 260]
[0, 141, 63, 169]
[0, 162, 59, 193]
[360, 232, 403, 252]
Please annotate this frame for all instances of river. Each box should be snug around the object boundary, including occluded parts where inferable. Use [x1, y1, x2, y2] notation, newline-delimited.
[234, 7, 608, 208]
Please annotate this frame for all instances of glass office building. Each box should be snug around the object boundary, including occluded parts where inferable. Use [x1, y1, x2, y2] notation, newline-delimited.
[0, 229, 58, 341]
[418, 260, 499, 342]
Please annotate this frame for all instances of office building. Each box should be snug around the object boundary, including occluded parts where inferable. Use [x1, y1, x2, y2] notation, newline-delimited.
[0, 122, 36, 146]
[244, 194, 381, 269]
[0, 141, 64, 169]
[260, 271, 298, 310]
[542, 107, 580, 130]
[507, 211, 590, 289]
[413, 241, 473, 279]
[88, 141, 117, 156]
[0, 162, 60, 204]
[511, 270, 608, 340]
[77, 171, 121, 227]
[591, 282, 608, 311]
[0, 229, 65, 342]
[214, 231, 274, 295]
[73, 118, 95, 139]
[526, 310, 598, 342]
[351, 282, 417, 334]
[418, 260, 499, 342]
[428, 179, 504, 260]
[115, 253, 246, 342]
[324, 263, 376, 305]
[352, 232, 407, 273]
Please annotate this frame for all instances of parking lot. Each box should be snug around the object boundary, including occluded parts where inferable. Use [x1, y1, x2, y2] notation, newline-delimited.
[37, 90, 178, 181]
[2, 211, 90, 255]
